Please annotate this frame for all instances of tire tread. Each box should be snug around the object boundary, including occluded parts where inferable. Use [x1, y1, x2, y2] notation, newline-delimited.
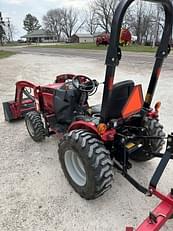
[59, 129, 113, 199]
[25, 111, 45, 142]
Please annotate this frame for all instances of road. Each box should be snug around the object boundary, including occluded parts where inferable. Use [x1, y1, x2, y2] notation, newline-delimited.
[3, 46, 173, 70]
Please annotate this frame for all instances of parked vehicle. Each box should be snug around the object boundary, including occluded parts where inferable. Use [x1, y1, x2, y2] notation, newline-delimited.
[96, 28, 131, 46]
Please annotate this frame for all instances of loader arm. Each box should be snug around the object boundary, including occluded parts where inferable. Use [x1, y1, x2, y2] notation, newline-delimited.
[15, 81, 39, 103]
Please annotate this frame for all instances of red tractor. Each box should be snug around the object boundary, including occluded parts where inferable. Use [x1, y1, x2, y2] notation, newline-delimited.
[3, 0, 173, 230]
[96, 29, 131, 46]
[120, 28, 132, 46]
[96, 32, 110, 46]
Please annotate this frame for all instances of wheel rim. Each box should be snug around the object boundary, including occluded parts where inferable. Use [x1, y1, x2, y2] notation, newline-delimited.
[26, 119, 35, 136]
[64, 150, 87, 186]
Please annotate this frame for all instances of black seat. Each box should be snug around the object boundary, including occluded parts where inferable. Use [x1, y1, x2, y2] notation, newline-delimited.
[54, 88, 81, 124]
[91, 80, 134, 119]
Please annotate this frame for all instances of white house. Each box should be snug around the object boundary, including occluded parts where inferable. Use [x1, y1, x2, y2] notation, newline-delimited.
[70, 34, 94, 43]
[21, 29, 57, 43]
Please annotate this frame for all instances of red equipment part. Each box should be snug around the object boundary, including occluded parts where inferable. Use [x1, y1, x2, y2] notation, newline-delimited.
[120, 28, 132, 45]
[3, 81, 39, 121]
[68, 121, 117, 142]
[68, 120, 99, 135]
[126, 188, 173, 231]
[2, 76, 69, 122]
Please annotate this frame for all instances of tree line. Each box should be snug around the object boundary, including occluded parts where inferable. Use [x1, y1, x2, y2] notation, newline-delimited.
[22, 0, 167, 45]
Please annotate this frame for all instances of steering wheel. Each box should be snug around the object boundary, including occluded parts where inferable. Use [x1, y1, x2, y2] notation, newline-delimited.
[72, 75, 98, 95]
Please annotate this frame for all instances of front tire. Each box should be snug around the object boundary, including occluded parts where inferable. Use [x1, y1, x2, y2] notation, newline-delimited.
[25, 111, 46, 142]
[58, 129, 113, 200]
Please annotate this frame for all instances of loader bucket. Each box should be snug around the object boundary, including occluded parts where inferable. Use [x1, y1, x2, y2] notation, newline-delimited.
[3, 101, 16, 122]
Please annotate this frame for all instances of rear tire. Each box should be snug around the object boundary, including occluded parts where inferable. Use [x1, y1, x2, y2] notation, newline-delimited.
[25, 111, 45, 142]
[130, 117, 165, 162]
[58, 129, 113, 200]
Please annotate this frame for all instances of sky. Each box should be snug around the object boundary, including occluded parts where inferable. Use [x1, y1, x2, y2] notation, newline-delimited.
[0, 0, 89, 39]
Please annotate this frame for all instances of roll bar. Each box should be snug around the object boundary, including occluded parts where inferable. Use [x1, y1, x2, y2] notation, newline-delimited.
[100, 0, 173, 122]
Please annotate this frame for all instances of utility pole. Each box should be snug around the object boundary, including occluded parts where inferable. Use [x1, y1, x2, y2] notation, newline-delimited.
[0, 12, 5, 25]
[6, 17, 13, 42]
[0, 14, 13, 42]
[0, 11, 5, 45]
[0, 12, 2, 23]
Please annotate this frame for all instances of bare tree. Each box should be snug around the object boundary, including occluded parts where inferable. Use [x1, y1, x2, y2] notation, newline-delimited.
[152, 5, 164, 47]
[126, 1, 145, 43]
[0, 25, 5, 45]
[125, 1, 155, 44]
[61, 7, 79, 38]
[43, 9, 63, 42]
[85, 6, 98, 35]
[91, 0, 116, 33]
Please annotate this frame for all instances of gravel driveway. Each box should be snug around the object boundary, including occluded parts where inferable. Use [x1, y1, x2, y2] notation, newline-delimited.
[0, 53, 173, 231]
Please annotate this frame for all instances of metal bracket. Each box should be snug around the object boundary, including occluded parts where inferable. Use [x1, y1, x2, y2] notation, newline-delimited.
[149, 212, 166, 224]
[150, 134, 173, 188]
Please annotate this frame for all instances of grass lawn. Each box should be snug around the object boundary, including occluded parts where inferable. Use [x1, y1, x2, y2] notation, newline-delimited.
[3, 42, 26, 47]
[0, 50, 16, 59]
[32, 42, 157, 53]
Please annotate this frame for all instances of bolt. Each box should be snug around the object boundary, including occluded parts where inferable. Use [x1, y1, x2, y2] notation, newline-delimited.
[168, 137, 172, 143]
[146, 188, 153, 197]
[121, 138, 125, 144]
